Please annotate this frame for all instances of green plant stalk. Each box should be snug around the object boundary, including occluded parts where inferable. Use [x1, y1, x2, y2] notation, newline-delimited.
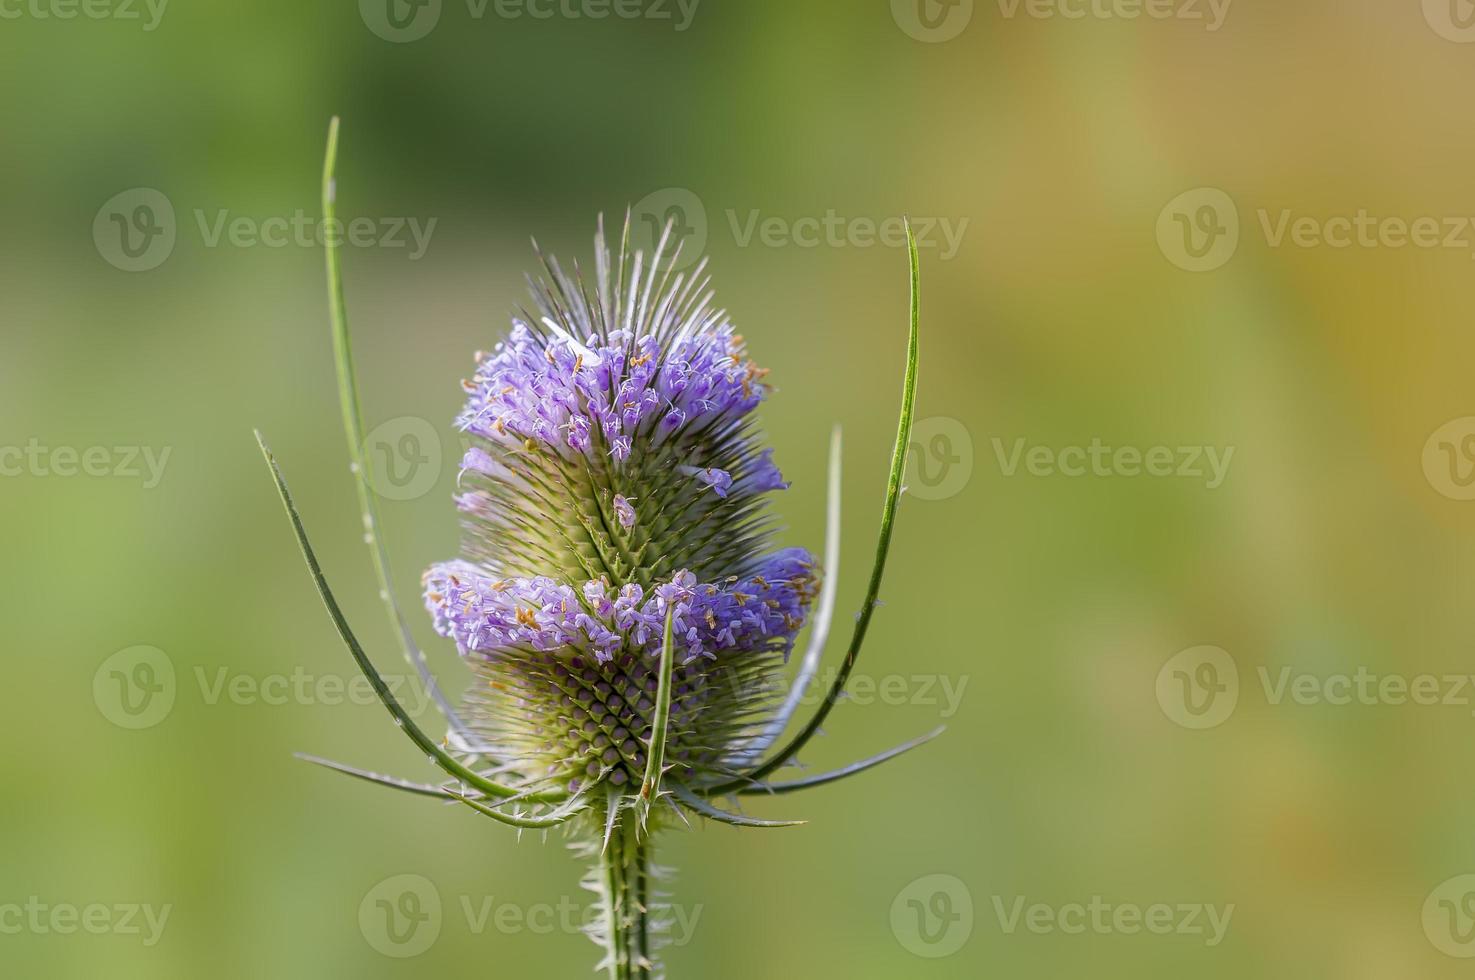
[594, 800, 654, 979]
[322, 117, 476, 751]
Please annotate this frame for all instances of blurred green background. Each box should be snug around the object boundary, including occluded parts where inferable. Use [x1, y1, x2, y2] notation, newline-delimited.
[6, 1, 1475, 976]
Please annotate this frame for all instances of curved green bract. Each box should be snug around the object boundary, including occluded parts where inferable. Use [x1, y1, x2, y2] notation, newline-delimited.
[709, 219, 921, 792]
[735, 726, 944, 796]
[321, 118, 486, 756]
[636, 608, 676, 832]
[296, 753, 454, 800]
[256, 431, 564, 804]
[734, 426, 843, 766]
[451, 789, 589, 829]
[673, 785, 806, 829]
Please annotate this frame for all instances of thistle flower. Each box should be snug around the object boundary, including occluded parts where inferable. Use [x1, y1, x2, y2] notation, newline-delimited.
[257, 119, 938, 978]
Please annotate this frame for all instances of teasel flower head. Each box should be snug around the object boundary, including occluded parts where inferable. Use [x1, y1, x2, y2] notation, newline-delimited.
[422, 217, 824, 799]
[259, 120, 939, 978]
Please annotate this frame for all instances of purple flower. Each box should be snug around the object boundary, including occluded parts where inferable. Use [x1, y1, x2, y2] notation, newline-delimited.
[421, 217, 820, 799]
[678, 465, 734, 498]
[613, 494, 637, 529]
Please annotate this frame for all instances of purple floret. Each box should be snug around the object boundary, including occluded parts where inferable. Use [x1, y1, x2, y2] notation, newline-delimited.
[424, 547, 818, 664]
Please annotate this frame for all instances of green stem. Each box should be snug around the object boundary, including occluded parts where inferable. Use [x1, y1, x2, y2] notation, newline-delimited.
[321, 117, 477, 750]
[598, 832, 623, 980]
[634, 835, 651, 977]
[595, 805, 653, 979]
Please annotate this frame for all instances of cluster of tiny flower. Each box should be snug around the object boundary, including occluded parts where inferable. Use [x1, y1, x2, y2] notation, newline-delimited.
[424, 548, 818, 664]
[459, 322, 768, 465]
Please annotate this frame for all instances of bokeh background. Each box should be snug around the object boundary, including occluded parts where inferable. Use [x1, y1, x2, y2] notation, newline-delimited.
[7, 1, 1475, 976]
